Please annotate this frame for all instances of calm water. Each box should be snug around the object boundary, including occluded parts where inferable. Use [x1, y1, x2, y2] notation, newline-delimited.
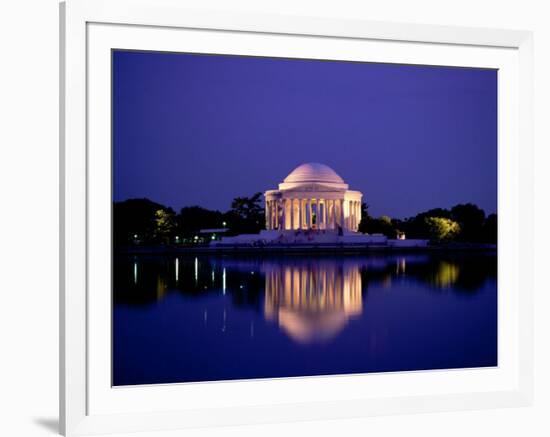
[113, 252, 497, 386]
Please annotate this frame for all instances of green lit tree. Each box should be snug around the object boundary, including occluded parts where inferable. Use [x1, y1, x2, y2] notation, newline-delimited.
[424, 217, 461, 243]
[154, 208, 176, 244]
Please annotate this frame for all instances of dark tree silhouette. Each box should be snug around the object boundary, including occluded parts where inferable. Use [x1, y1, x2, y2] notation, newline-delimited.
[227, 192, 265, 234]
[357, 202, 371, 233]
[450, 203, 486, 242]
[481, 213, 497, 244]
[177, 206, 224, 238]
[113, 198, 172, 245]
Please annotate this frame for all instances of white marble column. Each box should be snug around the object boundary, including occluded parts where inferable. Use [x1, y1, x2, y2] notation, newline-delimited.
[298, 199, 302, 229]
[321, 200, 324, 229]
[293, 199, 298, 230]
[323, 199, 327, 229]
[286, 199, 291, 230]
[281, 199, 285, 230]
[308, 200, 313, 229]
[351, 200, 357, 231]
[288, 199, 292, 230]
[331, 200, 335, 229]
[340, 199, 345, 230]
[289, 199, 294, 230]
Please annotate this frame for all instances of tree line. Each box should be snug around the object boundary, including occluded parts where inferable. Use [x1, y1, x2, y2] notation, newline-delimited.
[113, 193, 265, 246]
[358, 203, 497, 244]
[113, 195, 497, 246]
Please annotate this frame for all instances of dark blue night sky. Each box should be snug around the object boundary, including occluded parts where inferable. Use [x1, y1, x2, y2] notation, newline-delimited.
[113, 50, 497, 218]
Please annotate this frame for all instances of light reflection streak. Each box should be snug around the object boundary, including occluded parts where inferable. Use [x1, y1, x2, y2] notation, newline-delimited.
[194, 257, 198, 284]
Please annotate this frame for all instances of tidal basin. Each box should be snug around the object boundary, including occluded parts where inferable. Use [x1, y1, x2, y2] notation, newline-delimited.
[113, 253, 497, 386]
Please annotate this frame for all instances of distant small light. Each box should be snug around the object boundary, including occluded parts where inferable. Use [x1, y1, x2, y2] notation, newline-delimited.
[211, 235, 216, 240]
[250, 271, 254, 275]
[240, 285, 244, 289]
[222, 222, 227, 227]
[175, 236, 179, 240]
[133, 234, 138, 239]
[194, 235, 198, 240]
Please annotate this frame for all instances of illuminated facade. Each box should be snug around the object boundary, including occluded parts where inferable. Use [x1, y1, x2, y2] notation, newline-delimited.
[264, 163, 363, 232]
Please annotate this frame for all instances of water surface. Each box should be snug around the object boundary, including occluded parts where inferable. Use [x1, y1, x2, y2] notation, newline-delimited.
[113, 253, 497, 385]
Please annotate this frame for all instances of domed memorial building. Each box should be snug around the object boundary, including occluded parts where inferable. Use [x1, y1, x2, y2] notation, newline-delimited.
[212, 162, 428, 248]
[264, 163, 363, 232]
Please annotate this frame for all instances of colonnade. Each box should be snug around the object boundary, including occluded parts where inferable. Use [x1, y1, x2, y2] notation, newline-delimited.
[265, 198, 361, 232]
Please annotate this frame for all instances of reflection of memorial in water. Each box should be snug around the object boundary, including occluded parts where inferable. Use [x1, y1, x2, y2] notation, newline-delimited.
[264, 260, 362, 344]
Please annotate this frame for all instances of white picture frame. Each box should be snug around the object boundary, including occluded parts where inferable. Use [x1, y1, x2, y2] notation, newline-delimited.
[60, 0, 534, 435]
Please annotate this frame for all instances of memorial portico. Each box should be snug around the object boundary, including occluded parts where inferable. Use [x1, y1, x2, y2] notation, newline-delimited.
[264, 163, 363, 232]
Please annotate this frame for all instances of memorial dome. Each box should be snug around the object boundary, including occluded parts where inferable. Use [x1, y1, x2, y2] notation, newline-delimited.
[283, 162, 345, 185]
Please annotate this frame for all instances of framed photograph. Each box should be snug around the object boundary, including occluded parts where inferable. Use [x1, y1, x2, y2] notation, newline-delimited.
[60, 0, 534, 435]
